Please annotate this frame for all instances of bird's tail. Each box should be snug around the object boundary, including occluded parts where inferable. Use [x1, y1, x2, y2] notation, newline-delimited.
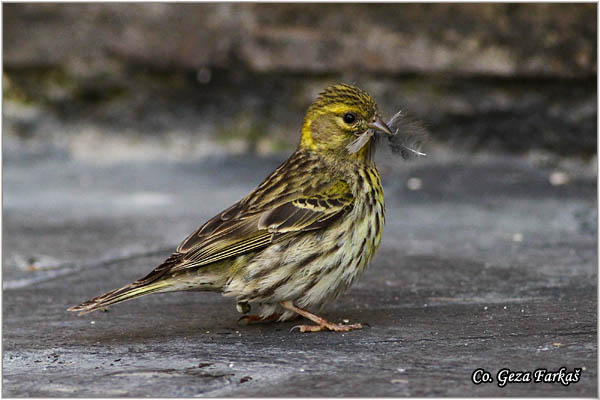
[68, 253, 182, 315]
[67, 279, 173, 315]
[67, 281, 171, 315]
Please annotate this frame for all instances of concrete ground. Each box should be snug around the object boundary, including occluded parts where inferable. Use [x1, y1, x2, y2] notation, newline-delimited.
[2, 145, 597, 396]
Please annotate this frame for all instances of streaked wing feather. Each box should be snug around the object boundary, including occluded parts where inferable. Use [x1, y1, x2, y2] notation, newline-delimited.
[258, 198, 349, 233]
[163, 151, 354, 275]
[176, 202, 248, 253]
[171, 230, 273, 271]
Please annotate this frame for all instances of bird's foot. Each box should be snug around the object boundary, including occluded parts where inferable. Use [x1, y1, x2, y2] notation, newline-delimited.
[280, 300, 367, 333]
[238, 313, 282, 325]
[291, 321, 364, 333]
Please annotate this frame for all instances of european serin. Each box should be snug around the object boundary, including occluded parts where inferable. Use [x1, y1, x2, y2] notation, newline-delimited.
[69, 83, 393, 332]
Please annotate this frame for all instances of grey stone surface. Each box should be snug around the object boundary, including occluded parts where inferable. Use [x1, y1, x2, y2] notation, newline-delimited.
[2, 146, 597, 397]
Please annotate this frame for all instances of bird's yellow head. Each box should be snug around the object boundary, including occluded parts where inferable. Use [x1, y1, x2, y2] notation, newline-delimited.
[300, 84, 392, 160]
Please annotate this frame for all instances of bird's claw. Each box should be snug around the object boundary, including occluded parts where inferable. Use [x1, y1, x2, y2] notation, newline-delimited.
[289, 322, 364, 333]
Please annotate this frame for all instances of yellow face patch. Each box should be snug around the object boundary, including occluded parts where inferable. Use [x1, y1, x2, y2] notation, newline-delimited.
[299, 84, 378, 153]
[301, 104, 371, 150]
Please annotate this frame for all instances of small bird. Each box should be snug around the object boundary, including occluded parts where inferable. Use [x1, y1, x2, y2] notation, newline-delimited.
[68, 84, 393, 332]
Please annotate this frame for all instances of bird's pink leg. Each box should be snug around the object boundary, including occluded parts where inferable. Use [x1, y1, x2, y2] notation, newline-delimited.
[280, 301, 364, 333]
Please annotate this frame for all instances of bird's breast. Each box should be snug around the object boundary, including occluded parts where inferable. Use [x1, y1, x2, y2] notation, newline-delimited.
[223, 165, 385, 308]
[292, 165, 385, 307]
[347, 165, 385, 267]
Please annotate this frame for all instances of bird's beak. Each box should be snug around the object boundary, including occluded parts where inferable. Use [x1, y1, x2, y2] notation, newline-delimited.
[347, 114, 393, 154]
[368, 115, 394, 136]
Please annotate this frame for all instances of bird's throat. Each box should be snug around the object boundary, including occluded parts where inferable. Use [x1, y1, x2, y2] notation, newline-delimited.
[353, 139, 374, 163]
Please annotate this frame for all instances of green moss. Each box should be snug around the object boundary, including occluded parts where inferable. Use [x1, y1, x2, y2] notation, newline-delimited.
[3, 67, 129, 107]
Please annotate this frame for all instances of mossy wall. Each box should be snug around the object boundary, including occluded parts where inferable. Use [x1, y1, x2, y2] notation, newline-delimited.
[3, 3, 596, 158]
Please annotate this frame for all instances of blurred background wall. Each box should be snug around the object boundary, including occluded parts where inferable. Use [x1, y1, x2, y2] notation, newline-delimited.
[3, 3, 597, 161]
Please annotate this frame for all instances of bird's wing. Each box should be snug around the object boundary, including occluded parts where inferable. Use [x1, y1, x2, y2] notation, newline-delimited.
[138, 151, 354, 283]
[175, 188, 352, 270]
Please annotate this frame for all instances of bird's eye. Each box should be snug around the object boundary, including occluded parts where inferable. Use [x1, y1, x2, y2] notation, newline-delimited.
[343, 113, 356, 124]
